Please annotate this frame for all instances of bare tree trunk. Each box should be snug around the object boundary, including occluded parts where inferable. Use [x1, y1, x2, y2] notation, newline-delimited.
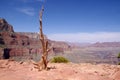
[34, 5, 50, 71]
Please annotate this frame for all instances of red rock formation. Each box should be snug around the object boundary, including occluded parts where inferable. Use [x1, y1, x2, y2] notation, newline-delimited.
[0, 18, 70, 60]
[0, 18, 14, 32]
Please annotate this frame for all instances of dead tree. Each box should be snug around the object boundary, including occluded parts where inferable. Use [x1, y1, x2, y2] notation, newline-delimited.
[34, 5, 51, 71]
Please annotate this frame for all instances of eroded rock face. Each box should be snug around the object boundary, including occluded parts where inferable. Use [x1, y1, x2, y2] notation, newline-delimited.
[0, 18, 14, 32]
[0, 18, 41, 47]
[0, 18, 41, 59]
[17, 32, 47, 40]
[0, 18, 70, 60]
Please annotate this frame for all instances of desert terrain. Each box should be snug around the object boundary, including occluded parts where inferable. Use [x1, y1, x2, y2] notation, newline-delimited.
[0, 59, 120, 80]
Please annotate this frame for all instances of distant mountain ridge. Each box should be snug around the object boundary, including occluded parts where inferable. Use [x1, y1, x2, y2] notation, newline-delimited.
[68, 42, 120, 47]
[90, 42, 120, 47]
[17, 32, 47, 40]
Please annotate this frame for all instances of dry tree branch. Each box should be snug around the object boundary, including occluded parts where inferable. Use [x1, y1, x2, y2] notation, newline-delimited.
[34, 5, 51, 71]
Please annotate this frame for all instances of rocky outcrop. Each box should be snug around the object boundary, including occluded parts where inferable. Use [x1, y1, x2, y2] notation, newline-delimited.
[50, 40, 71, 50]
[0, 18, 70, 60]
[0, 18, 14, 32]
[0, 18, 41, 59]
[0, 18, 42, 48]
[17, 32, 47, 40]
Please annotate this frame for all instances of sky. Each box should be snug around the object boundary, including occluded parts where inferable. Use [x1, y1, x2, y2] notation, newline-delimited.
[0, 0, 120, 43]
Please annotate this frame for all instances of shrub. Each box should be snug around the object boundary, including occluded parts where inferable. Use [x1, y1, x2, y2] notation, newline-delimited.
[50, 56, 69, 63]
[117, 52, 120, 58]
[117, 53, 120, 65]
[118, 62, 120, 65]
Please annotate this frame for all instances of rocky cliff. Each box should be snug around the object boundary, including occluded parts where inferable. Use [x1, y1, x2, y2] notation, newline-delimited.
[0, 18, 70, 60]
[0, 18, 14, 32]
[0, 18, 31, 47]
[17, 32, 47, 40]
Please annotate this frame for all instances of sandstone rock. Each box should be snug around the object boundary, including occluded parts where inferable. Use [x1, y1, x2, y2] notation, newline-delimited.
[0, 18, 70, 61]
[0, 18, 14, 32]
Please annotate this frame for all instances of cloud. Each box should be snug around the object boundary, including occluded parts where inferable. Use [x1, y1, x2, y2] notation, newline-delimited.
[47, 32, 120, 43]
[17, 8, 35, 16]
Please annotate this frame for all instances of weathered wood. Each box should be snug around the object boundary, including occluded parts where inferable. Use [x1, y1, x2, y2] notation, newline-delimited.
[34, 5, 50, 71]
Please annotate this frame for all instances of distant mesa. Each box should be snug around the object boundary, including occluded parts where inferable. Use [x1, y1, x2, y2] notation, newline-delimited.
[90, 42, 120, 47]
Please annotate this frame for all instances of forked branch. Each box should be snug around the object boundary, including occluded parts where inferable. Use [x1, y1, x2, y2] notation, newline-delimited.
[34, 5, 50, 71]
